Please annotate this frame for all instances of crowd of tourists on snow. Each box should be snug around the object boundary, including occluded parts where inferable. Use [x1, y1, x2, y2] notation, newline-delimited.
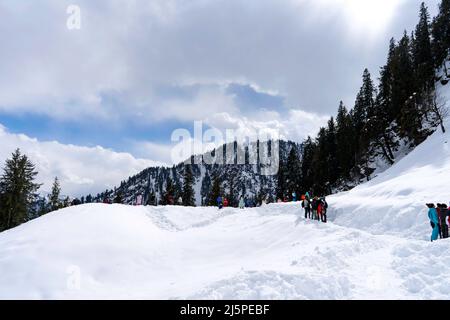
[215, 191, 329, 223]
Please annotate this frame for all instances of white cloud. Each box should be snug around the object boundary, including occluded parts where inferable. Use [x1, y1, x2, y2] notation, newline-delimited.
[205, 109, 329, 143]
[130, 140, 174, 165]
[0, 125, 163, 197]
[154, 86, 239, 122]
[0, 0, 440, 123]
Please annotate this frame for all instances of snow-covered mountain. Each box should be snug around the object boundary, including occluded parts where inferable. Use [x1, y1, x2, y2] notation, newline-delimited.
[92, 140, 303, 206]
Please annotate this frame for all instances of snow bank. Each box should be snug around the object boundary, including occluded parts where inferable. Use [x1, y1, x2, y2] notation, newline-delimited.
[1, 201, 449, 300]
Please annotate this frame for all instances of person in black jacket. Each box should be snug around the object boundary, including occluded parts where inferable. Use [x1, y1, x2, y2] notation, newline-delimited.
[320, 197, 328, 223]
[311, 197, 319, 221]
[439, 204, 449, 239]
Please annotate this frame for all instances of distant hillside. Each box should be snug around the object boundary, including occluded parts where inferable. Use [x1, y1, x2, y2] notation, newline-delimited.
[91, 140, 303, 206]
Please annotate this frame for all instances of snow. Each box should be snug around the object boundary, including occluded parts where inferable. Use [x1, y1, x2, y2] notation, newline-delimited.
[0, 200, 448, 299]
[1, 86, 450, 299]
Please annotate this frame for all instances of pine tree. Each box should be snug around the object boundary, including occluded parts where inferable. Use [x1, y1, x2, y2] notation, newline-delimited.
[63, 196, 70, 208]
[72, 198, 82, 206]
[325, 117, 339, 186]
[276, 157, 287, 200]
[208, 174, 221, 206]
[413, 3, 435, 92]
[353, 69, 376, 181]
[300, 137, 316, 193]
[396, 32, 425, 144]
[432, 0, 450, 68]
[285, 148, 301, 197]
[49, 177, 61, 212]
[353, 69, 375, 136]
[374, 48, 399, 165]
[146, 189, 157, 206]
[372, 93, 397, 164]
[335, 102, 355, 182]
[182, 165, 196, 206]
[227, 170, 237, 207]
[172, 166, 183, 203]
[0, 149, 41, 231]
[37, 197, 49, 217]
[200, 171, 211, 206]
[113, 189, 123, 204]
[311, 127, 329, 194]
[161, 176, 175, 205]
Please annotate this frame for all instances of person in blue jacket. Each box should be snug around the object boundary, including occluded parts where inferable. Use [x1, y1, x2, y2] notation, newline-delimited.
[427, 203, 439, 242]
[217, 196, 223, 209]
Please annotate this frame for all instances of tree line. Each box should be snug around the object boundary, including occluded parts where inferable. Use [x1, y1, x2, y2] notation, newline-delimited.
[298, 1, 450, 196]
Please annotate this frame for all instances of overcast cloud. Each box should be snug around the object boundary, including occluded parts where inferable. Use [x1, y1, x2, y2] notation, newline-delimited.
[0, 0, 442, 195]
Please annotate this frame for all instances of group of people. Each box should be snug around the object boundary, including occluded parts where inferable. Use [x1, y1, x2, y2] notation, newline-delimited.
[302, 192, 328, 223]
[216, 193, 329, 223]
[427, 203, 450, 242]
[216, 196, 259, 209]
[216, 196, 230, 209]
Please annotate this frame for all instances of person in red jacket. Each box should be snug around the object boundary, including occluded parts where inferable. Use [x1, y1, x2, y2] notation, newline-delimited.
[223, 198, 229, 207]
[317, 201, 323, 222]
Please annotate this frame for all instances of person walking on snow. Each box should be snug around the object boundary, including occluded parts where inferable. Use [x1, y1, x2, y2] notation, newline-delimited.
[321, 197, 328, 223]
[437, 204, 443, 239]
[427, 203, 439, 242]
[317, 200, 323, 222]
[439, 204, 449, 239]
[239, 196, 245, 209]
[311, 197, 319, 221]
[217, 196, 223, 210]
[223, 198, 229, 208]
[302, 197, 311, 219]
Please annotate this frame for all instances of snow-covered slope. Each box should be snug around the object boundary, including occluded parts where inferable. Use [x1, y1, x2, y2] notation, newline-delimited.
[1, 202, 450, 300]
[328, 85, 450, 240]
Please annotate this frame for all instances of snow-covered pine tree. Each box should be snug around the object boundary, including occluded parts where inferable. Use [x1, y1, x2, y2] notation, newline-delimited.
[208, 174, 221, 206]
[200, 171, 211, 206]
[161, 176, 175, 205]
[182, 165, 196, 207]
[276, 156, 287, 200]
[49, 177, 61, 212]
[285, 148, 301, 197]
[113, 188, 124, 204]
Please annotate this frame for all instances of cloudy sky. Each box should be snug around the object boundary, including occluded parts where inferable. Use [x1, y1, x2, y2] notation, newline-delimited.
[0, 0, 441, 196]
